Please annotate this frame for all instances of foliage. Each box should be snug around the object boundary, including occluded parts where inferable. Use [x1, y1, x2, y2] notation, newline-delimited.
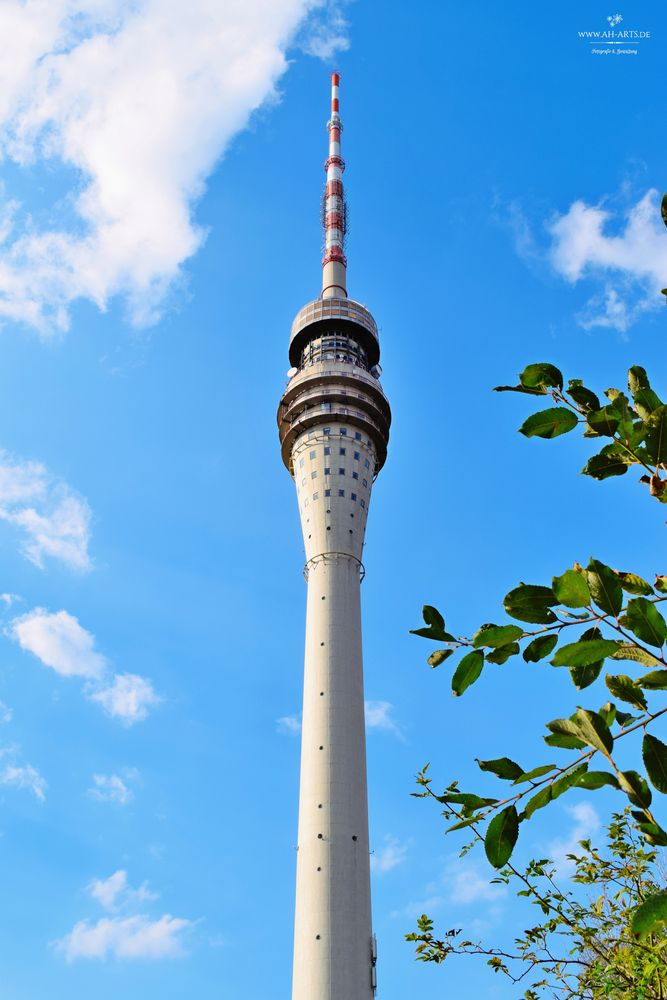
[407, 809, 667, 999]
[410, 363, 667, 863]
[408, 360, 667, 989]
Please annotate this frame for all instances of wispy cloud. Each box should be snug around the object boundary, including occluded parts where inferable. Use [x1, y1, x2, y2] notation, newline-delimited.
[371, 834, 408, 875]
[55, 870, 194, 962]
[276, 714, 301, 735]
[392, 855, 507, 920]
[546, 802, 600, 875]
[88, 769, 139, 805]
[11, 608, 107, 679]
[0, 700, 12, 723]
[55, 913, 193, 962]
[365, 700, 404, 740]
[548, 189, 667, 332]
[10, 608, 160, 724]
[0, 747, 46, 800]
[0, 0, 349, 335]
[90, 674, 161, 725]
[88, 870, 158, 912]
[0, 451, 91, 570]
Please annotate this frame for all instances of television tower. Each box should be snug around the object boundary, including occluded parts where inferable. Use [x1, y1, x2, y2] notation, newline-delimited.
[277, 73, 391, 1000]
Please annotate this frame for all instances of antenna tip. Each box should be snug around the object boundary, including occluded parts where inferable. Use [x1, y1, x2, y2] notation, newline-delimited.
[331, 72, 340, 86]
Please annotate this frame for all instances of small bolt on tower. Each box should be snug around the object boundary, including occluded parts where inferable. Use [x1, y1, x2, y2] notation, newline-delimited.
[277, 74, 391, 1000]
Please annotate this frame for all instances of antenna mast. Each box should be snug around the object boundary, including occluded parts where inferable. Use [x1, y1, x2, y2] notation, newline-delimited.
[322, 72, 348, 299]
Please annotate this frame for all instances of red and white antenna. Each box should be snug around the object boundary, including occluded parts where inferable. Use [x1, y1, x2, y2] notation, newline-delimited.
[321, 72, 348, 299]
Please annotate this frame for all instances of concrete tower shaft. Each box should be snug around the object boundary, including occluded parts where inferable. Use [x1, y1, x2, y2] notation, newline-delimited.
[278, 74, 390, 1000]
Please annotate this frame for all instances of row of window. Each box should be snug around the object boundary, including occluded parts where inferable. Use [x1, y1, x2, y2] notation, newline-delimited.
[302, 471, 369, 486]
[301, 451, 371, 468]
[303, 492, 366, 508]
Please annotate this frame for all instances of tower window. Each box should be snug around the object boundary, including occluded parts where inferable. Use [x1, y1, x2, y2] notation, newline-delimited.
[363, 479, 368, 487]
[311, 471, 317, 479]
[299, 458, 305, 468]
[339, 447, 346, 456]
[324, 447, 331, 456]
[324, 467, 331, 475]
[355, 432, 362, 440]
[354, 451, 360, 460]
[324, 427, 331, 434]
[352, 472, 359, 480]
[351, 493, 357, 501]
[340, 428, 347, 435]
[360, 499, 366, 508]
[313, 492, 319, 501]
[310, 450, 316, 459]
[338, 489, 345, 497]
[325, 489, 331, 497]
[339, 468, 345, 475]
[364, 459, 370, 469]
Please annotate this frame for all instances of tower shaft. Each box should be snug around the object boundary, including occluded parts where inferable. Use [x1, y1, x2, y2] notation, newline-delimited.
[278, 74, 390, 1000]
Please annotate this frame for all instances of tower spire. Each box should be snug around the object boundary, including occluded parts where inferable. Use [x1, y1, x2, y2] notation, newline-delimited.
[322, 71, 347, 299]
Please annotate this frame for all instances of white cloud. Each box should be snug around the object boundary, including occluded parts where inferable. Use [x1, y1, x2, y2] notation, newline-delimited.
[55, 914, 193, 962]
[88, 870, 157, 911]
[0, 748, 46, 800]
[391, 856, 507, 920]
[0, 0, 349, 335]
[365, 700, 404, 740]
[0, 701, 12, 723]
[546, 802, 600, 875]
[0, 451, 91, 570]
[276, 714, 301, 735]
[0, 592, 19, 607]
[56, 869, 192, 962]
[371, 834, 408, 875]
[443, 856, 506, 906]
[10, 608, 159, 724]
[90, 673, 161, 725]
[88, 770, 138, 805]
[548, 189, 667, 332]
[11, 608, 107, 678]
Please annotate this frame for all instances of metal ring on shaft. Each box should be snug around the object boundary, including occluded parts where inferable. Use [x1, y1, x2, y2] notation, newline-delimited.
[303, 551, 366, 582]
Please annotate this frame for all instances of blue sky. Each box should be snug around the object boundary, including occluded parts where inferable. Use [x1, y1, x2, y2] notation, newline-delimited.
[0, 1, 664, 997]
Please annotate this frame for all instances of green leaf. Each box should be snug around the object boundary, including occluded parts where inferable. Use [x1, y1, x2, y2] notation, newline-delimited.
[569, 661, 604, 690]
[522, 785, 552, 820]
[662, 195, 667, 228]
[586, 559, 623, 616]
[631, 889, 667, 941]
[472, 623, 524, 649]
[567, 379, 600, 411]
[512, 764, 557, 785]
[551, 763, 588, 801]
[654, 575, 667, 594]
[645, 405, 667, 465]
[611, 644, 661, 668]
[519, 363, 563, 391]
[586, 406, 620, 437]
[605, 674, 648, 711]
[597, 701, 617, 727]
[582, 449, 630, 480]
[484, 805, 519, 868]
[617, 769, 652, 808]
[552, 569, 591, 608]
[616, 710, 642, 727]
[551, 639, 621, 667]
[410, 605, 456, 642]
[616, 572, 654, 596]
[519, 407, 578, 440]
[523, 634, 558, 662]
[638, 670, 667, 690]
[451, 650, 484, 697]
[504, 584, 558, 624]
[494, 384, 547, 396]
[643, 734, 667, 794]
[574, 708, 613, 759]
[575, 771, 620, 790]
[486, 642, 520, 665]
[545, 732, 586, 750]
[635, 820, 667, 847]
[427, 649, 454, 668]
[477, 757, 524, 781]
[619, 598, 667, 648]
[546, 716, 587, 743]
[438, 792, 497, 812]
